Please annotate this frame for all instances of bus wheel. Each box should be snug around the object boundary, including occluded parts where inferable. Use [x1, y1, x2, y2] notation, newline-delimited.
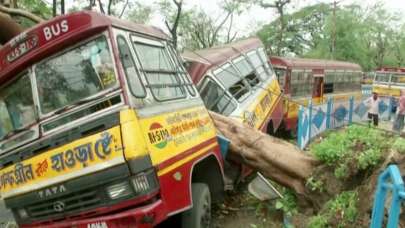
[181, 183, 211, 228]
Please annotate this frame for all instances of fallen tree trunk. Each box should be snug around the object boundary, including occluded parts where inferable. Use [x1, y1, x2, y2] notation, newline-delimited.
[0, 5, 44, 23]
[0, 12, 23, 44]
[210, 112, 320, 195]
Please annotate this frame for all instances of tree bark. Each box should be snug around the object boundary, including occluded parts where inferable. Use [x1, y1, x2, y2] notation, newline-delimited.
[0, 12, 23, 44]
[209, 111, 320, 195]
[0, 5, 44, 23]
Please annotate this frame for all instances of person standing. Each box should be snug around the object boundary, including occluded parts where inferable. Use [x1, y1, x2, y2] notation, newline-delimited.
[393, 90, 405, 134]
[365, 92, 380, 127]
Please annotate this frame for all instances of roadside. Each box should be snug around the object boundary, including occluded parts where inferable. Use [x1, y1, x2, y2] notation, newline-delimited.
[212, 185, 284, 228]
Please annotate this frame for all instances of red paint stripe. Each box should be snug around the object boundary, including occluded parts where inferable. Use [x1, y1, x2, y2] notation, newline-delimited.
[157, 137, 218, 171]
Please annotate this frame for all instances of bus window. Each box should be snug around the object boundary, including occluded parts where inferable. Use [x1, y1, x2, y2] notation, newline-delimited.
[132, 40, 186, 101]
[274, 68, 286, 89]
[35, 36, 118, 114]
[291, 71, 312, 97]
[199, 78, 237, 115]
[257, 48, 273, 75]
[215, 64, 250, 101]
[324, 71, 335, 94]
[247, 50, 269, 81]
[233, 56, 260, 87]
[117, 36, 146, 98]
[391, 74, 405, 85]
[375, 73, 390, 83]
[0, 73, 36, 138]
[167, 46, 197, 96]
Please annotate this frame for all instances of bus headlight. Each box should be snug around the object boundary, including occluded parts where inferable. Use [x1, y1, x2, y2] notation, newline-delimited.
[131, 169, 159, 195]
[106, 182, 132, 200]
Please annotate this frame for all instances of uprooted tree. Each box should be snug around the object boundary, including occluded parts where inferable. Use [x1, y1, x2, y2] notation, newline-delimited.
[210, 111, 405, 226]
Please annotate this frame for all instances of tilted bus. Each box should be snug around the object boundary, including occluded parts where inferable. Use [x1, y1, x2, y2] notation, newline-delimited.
[270, 56, 362, 134]
[0, 11, 226, 227]
[182, 38, 284, 182]
[372, 67, 405, 97]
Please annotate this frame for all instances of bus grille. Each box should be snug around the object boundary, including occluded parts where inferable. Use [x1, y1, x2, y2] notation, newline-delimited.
[25, 188, 101, 220]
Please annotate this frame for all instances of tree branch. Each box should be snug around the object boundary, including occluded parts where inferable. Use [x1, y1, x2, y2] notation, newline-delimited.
[97, 0, 105, 14]
[210, 10, 232, 46]
[118, 0, 129, 18]
[0, 5, 44, 23]
[107, 0, 113, 15]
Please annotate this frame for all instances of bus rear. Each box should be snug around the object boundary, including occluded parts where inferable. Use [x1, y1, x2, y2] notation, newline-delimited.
[0, 11, 225, 227]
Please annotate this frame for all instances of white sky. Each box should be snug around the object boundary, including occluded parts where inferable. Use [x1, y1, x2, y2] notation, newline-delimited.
[64, 0, 405, 35]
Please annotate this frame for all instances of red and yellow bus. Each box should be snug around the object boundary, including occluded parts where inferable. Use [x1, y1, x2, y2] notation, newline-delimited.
[183, 38, 284, 134]
[182, 38, 283, 183]
[372, 67, 405, 97]
[270, 56, 362, 134]
[0, 11, 226, 227]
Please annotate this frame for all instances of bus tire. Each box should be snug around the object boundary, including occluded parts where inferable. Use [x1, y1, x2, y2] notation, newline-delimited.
[181, 183, 211, 228]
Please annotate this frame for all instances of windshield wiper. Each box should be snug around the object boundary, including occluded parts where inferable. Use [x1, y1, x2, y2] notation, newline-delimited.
[54, 94, 107, 115]
[0, 125, 33, 141]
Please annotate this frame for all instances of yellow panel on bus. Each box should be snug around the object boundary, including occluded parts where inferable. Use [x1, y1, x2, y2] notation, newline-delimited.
[243, 80, 281, 129]
[0, 126, 124, 198]
[137, 106, 218, 175]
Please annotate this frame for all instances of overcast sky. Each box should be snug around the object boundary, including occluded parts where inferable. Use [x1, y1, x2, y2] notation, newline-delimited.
[145, 0, 405, 35]
[65, 0, 405, 35]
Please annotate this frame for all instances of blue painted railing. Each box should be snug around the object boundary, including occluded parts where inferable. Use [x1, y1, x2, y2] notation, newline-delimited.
[370, 165, 405, 228]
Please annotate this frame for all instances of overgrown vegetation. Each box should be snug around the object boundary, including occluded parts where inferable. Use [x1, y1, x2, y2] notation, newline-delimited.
[393, 137, 405, 154]
[311, 125, 392, 179]
[308, 191, 359, 228]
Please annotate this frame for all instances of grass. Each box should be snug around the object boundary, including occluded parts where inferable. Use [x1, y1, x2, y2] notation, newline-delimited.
[310, 125, 392, 179]
[307, 191, 359, 228]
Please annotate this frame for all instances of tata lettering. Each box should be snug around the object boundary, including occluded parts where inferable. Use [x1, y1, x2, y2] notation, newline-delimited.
[43, 20, 69, 41]
[87, 222, 108, 228]
[38, 184, 67, 199]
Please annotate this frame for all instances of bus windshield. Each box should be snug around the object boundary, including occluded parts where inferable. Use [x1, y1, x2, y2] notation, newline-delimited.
[35, 36, 117, 114]
[0, 73, 36, 140]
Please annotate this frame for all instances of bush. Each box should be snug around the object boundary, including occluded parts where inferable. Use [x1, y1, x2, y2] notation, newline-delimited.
[393, 137, 405, 154]
[311, 125, 391, 178]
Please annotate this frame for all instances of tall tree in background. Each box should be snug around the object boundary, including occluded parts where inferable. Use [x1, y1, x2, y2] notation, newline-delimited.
[258, 0, 291, 56]
[160, 0, 250, 50]
[125, 1, 152, 23]
[257, 2, 404, 71]
[158, 0, 183, 50]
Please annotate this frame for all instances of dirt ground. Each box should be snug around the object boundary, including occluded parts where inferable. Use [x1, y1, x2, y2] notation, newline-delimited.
[212, 186, 284, 228]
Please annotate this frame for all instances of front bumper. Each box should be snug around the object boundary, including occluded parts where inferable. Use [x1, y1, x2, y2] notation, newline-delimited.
[21, 199, 167, 228]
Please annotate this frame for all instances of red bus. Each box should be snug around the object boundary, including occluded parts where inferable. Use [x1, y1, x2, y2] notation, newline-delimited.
[270, 56, 362, 134]
[0, 11, 225, 227]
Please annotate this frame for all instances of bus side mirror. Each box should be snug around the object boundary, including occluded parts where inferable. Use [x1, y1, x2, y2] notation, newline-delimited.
[248, 172, 283, 201]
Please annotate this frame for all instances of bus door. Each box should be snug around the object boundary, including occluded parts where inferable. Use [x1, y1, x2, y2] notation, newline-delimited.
[312, 69, 324, 103]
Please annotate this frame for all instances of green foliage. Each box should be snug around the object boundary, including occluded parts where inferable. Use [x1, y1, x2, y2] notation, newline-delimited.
[275, 189, 297, 217]
[393, 137, 405, 154]
[310, 131, 351, 165]
[306, 177, 324, 192]
[357, 148, 382, 170]
[307, 215, 328, 228]
[327, 191, 358, 226]
[311, 125, 389, 179]
[257, 3, 405, 71]
[307, 191, 358, 228]
[334, 164, 348, 179]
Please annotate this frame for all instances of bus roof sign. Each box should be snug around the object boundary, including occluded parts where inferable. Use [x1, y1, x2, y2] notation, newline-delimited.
[0, 11, 169, 84]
